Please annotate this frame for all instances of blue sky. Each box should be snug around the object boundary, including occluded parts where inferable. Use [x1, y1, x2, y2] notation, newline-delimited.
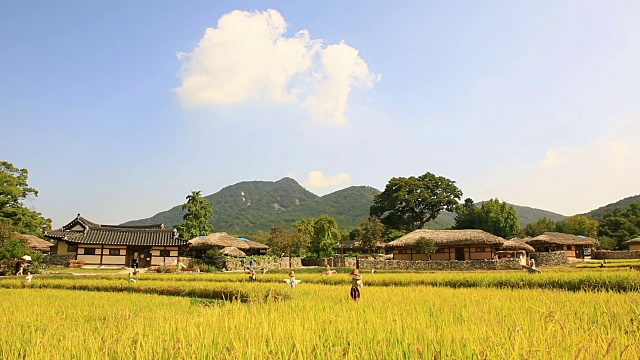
[2, 1, 639, 227]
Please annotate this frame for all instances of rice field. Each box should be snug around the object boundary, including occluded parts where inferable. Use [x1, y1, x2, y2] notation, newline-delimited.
[1, 270, 639, 359]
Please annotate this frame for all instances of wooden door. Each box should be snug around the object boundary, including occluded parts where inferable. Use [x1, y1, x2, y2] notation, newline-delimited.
[455, 247, 465, 261]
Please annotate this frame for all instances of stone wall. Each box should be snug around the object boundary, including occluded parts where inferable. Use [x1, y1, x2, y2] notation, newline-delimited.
[357, 259, 522, 271]
[592, 250, 640, 260]
[530, 252, 568, 266]
[301, 257, 357, 268]
[224, 256, 302, 271]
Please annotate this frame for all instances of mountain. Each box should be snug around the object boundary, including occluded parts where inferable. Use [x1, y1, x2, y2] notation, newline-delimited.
[122, 178, 379, 234]
[425, 203, 567, 230]
[122, 177, 567, 235]
[584, 194, 640, 221]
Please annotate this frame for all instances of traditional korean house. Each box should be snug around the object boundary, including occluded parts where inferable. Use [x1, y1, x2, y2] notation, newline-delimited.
[496, 239, 535, 265]
[188, 232, 251, 258]
[237, 238, 270, 256]
[385, 229, 506, 261]
[621, 237, 640, 251]
[14, 233, 54, 254]
[45, 214, 187, 268]
[339, 240, 386, 255]
[524, 232, 596, 259]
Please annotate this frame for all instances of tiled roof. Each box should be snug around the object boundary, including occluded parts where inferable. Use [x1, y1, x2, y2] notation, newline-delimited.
[46, 215, 185, 247]
[46, 229, 186, 246]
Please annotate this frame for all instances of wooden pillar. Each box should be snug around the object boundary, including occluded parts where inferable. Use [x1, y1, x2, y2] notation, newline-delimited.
[99, 244, 104, 266]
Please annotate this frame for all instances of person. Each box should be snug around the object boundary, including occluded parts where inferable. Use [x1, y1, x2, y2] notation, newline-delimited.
[350, 269, 363, 301]
[24, 272, 32, 283]
[15, 260, 24, 276]
[132, 257, 138, 270]
[530, 258, 536, 269]
[128, 272, 137, 283]
[248, 269, 257, 282]
[249, 258, 256, 270]
[240, 257, 246, 269]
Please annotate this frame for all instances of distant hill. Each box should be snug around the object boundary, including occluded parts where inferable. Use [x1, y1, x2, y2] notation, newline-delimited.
[425, 203, 567, 230]
[584, 194, 640, 221]
[122, 177, 568, 235]
[122, 178, 379, 234]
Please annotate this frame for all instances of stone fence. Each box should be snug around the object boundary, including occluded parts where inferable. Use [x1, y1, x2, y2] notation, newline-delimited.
[592, 250, 640, 260]
[224, 256, 302, 271]
[357, 259, 522, 271]
[301, 257, 357, 268]
[529, 252, 568, 266]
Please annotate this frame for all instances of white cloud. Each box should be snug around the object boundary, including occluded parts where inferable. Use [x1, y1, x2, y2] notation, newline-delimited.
[302, 171, 351, 189]
[472, 122, 640, 215]
[175, 9, 378, 125]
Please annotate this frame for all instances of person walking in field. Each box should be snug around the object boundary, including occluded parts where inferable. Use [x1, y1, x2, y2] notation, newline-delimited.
[15, 260, 24, 276]
[349, 269, 363, 301]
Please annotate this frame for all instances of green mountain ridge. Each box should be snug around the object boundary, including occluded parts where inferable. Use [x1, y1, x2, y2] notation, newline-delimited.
[584, 194, 640, 221]
[122, 177, 572, 235]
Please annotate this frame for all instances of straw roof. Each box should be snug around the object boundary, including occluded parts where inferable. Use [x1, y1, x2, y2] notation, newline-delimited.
[500, 240, 535, 253]
[238, 239, 269, 250]
[525, 232, 596, 246]
[14, 233, 54, 252]
[220, 247, 246, 257]
[341, 240, 386, 250]
[188, 232, 250, 250]
[386, 229, 506, 248]
[621, 237, 640, 246]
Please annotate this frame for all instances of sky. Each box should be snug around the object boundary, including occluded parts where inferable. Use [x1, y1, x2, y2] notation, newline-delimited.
[1, 1, 639, 228]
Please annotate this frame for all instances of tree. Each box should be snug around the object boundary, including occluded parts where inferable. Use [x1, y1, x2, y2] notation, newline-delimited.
[412, 237, 438, 259]
[176, 191, 213, 240]
[598, 204, 640, 248]
[356, 216, 385, 254]
[523, 217, 558, 237]
[0, 219, 43, 275]
[559, 215, 598, 238]
[0, 161, 51, 236]
[453, 198, 478, 229]
[0, 161, 37, 211]
[370, 172, 463, 231]
[292, 217, 314, 256]
[310, 215, 340, 257]
[474, 199, 520, 239]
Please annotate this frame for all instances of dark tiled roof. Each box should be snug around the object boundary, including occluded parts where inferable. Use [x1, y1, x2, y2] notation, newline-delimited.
[62, 215, 164, 231]
[46, 229, 186, 246]
[46, 215, 185, 246]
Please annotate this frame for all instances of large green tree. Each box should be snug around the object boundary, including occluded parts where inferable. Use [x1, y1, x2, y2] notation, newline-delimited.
[0, 161, 51, 236]
[598, 203, 640, 248]
[176, 191, 213, 240]
[523, 217, 558, 237]
[356, 216, 385, 254]
[455, 198, 520, 239]
[310, 215, 340, 257]
[370, 172, 463, 231]
[475, 199, 520, 239]
[559, 215, 598, 238]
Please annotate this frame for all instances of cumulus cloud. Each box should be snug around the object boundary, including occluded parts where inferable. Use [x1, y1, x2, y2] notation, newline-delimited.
[175, 9, 378, 125]
[303, 171, 351, 189]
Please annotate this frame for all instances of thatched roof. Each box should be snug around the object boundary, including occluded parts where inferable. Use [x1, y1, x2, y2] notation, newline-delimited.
[621, 237, 640, 246]
[341, 240, 386, 250]
[386, 229, 506, 248]
[500, 240, 535, 253]
[238, 239, 269, 250]
[525, 232, 596, 246]
[220, 247, 246, 257]
[188, 232, 250, 250]
[14, 233, 54, 252]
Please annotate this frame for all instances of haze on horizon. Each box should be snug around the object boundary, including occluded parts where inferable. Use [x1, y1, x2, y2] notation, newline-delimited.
[1, 1, 639, 228]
